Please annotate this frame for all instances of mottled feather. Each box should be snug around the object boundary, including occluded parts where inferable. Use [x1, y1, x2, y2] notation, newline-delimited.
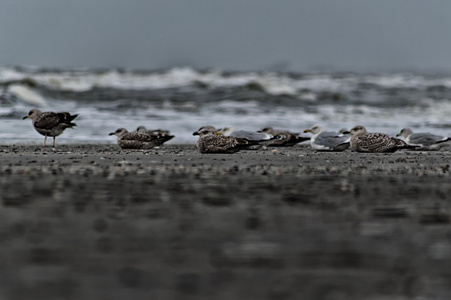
[195, 130, 258, 153]
[109, 128, 174, 149]
[350, 125, 416, 153]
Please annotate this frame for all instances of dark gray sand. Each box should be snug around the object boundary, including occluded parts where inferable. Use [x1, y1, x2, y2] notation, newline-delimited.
[1, 144, 451, 299]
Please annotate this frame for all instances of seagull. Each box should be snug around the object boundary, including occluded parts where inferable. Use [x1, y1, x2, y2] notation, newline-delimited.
[23, 108, 78, 147]
[258, 127, 310, 147]
[217, 126, 285, 148]
[192, 125, 217, 135]
[218, 127, 273, 141]
[396, 128, 451, 150]
[136, 126, 171, 136]
[109, 128, 174, 149]
[193, 128, 260, 153]
[303, 125, 350, 151]
[349, 125, 417, 153]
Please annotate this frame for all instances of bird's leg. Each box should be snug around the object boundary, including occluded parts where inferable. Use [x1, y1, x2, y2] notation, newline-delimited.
[53, 137, 56, 148]
[44, 135, 47, 146]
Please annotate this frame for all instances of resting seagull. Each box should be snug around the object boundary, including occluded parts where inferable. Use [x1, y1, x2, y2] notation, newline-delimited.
[396, 128, 451, 150]
[192, 125, 217, 136]
[349, 125, 417, 153]
[258, 127, 310, 147]
[303, 125, 350, 151]
[23, 108, 78, 147]
[218, 127, 273, 141]
[136, 126, 171, 136]
[217, 126, 285, 148]
[193, 128, 260, 154]
[109, 128, 174, 149]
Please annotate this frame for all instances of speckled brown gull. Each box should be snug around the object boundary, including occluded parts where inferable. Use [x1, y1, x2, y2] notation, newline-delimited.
[258, 127, 310, 147]
[396, 128, 451, 150]
[349, 125, 417, 153]
[303, 125, 350, 151]
[109, 128, 174, 149]
[23, 108, 78, 147]
[193, 129, 259, 154]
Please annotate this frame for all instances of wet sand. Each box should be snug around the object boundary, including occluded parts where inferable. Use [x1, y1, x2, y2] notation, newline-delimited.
[1, 144, 451, 299]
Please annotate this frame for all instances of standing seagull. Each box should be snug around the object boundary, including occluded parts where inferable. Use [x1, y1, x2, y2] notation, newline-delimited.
[109, 128, 174, 149]
[349, 125, 417, 153]
[303, 125, 350, 151]
[396, 128, 451, 150]
[23, 108, 78, 147]
[193, 128, 259, 153]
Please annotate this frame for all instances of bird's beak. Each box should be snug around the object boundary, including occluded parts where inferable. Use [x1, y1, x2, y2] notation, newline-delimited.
[341, 130, 351, 134]
[192, 131, 199, 136]
[108, 132, 115, 136]
[23, 116, 29, 120]
[303, 129, 311, 133]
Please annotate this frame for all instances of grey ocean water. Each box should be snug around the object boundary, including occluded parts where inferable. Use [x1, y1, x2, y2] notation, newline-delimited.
[2, 66, 451, 145]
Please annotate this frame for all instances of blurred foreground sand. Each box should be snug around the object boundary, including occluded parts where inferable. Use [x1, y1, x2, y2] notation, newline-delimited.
[0, 144, 450, 299]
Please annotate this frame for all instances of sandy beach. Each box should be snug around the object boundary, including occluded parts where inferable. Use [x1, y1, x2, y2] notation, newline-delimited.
[1, 144, 451, 299]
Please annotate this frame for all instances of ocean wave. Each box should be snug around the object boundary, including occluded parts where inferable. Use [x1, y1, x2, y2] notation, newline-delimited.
[7, 85, 48, 106]
[2, 66, 451, 98]
[2, 67, 451, 144]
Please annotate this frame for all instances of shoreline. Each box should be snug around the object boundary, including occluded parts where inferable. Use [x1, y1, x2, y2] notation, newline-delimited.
[1, 144, 451, 299]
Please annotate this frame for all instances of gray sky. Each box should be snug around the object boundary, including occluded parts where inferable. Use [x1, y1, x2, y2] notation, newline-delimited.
[1, 0, 450, 72]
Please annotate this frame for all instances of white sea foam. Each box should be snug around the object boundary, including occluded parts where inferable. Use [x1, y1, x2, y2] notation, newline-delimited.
[7, 85, 47, 106]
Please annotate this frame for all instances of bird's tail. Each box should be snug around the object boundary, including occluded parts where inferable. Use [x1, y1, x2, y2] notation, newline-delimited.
[402, 144, 421, 150]
[333, 142, 350, 151]
[436, 137, 451, 145]
[159, 135, 175, 143]
[268, 134, 311, 147]
[58, 113, 78, 128]
[68, 114, 78, 122]
[256, 135, 286, 146]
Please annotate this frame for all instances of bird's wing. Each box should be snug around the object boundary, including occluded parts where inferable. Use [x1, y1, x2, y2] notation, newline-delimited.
[34, 112, 60, 130]
[122, 132, 155, 142]
[357, 133, 406, 151]
[315, 132, 349, 147]
[410, 133, 446, 145]
[231, 131, 272, 140]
